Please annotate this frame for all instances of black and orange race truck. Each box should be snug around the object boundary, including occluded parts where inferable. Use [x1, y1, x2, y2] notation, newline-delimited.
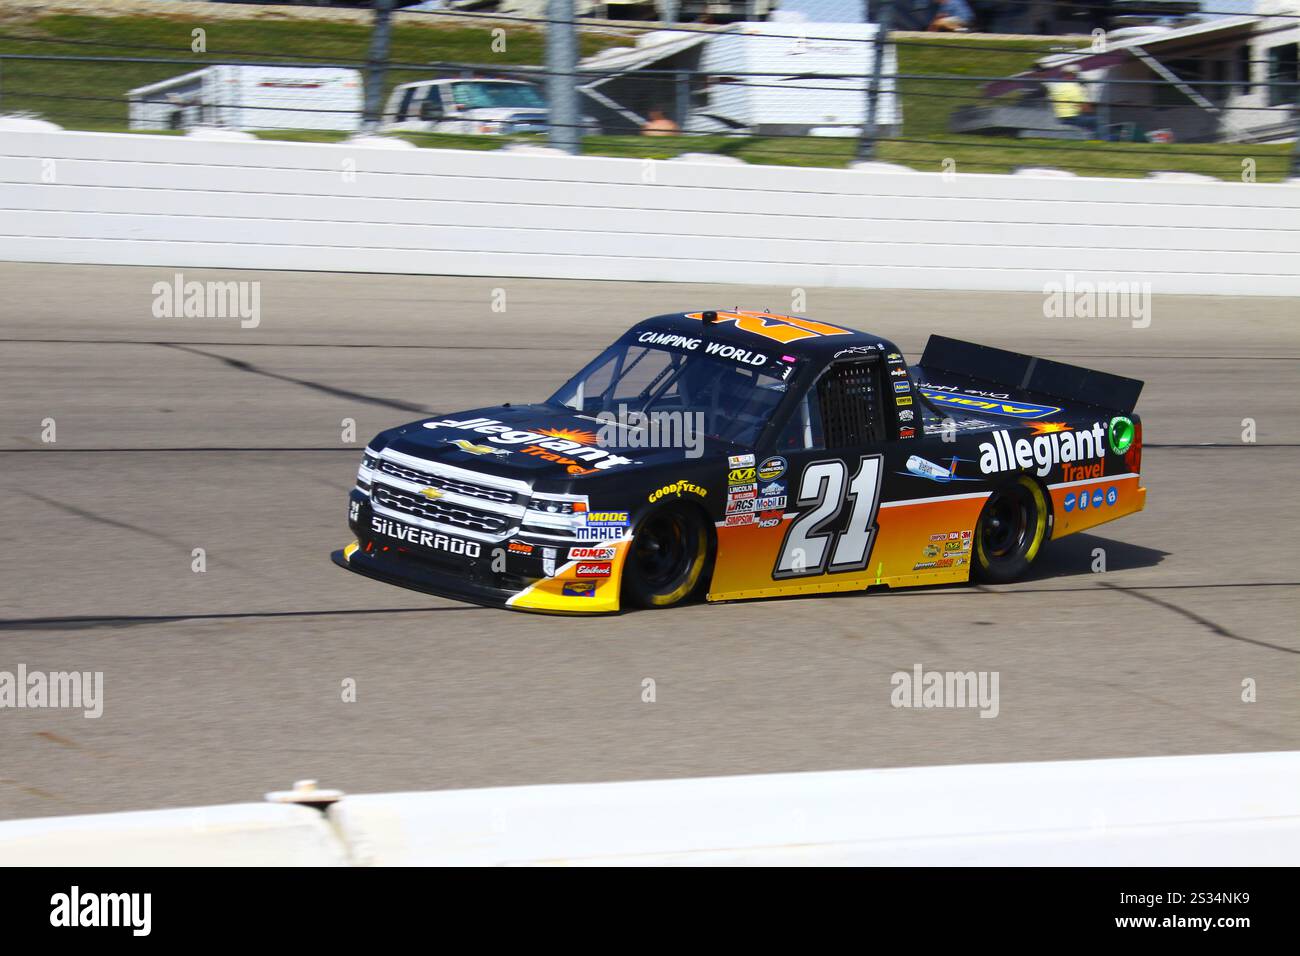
[333, 310, 1145, 613]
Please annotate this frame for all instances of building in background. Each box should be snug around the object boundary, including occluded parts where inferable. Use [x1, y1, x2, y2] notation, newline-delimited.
[958, 2, 1300, 143]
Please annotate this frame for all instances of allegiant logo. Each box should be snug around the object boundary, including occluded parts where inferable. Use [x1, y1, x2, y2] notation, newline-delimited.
[422, 417, 635, 470]
[978, 423, 1106, 477]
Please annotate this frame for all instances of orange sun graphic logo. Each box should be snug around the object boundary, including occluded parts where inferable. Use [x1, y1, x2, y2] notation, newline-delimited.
[538, 426, 600, 446]
[1028, 421, 1070, 435]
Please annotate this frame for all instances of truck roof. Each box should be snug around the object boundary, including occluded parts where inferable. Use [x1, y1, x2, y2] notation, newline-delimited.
[631, 311, 897, 363]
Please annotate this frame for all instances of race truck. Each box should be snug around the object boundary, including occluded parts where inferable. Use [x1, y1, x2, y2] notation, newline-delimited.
[333, 310, 1145, 614]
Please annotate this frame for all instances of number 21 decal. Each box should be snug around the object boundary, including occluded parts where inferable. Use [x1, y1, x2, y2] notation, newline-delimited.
[774, 455, 883, 579]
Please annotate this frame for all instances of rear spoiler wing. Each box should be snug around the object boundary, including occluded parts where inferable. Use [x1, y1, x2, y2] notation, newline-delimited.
[919, 335, 1143, 415]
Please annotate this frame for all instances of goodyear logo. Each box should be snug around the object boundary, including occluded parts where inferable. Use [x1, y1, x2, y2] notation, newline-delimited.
[649, 480, 707, 503]
[920, 389, 1061, 420]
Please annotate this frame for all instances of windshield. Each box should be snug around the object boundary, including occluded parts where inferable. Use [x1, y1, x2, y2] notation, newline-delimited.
[547, 338, 794, 448]
[450, 81, 546, 110]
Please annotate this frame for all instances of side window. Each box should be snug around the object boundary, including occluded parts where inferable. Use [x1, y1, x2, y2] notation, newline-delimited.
[815, 360, 886, 448]
[419, 87, 444, 121]
[396, 87, 415, 122]
[1268, 43, 1299, 107]
[775, 392, 824, 451]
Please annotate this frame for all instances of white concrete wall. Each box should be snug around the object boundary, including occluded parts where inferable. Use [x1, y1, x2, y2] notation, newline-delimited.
[0, 127, 1297, 294]
[1, 752, 1297, 866]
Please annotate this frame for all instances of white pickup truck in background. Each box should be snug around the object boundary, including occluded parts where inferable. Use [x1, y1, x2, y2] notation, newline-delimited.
[383, 77, 597, 135]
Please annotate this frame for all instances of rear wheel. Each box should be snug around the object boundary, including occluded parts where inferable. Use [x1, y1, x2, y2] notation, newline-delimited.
[623, 506, 710, 609]
[973, 476, 1048, 584]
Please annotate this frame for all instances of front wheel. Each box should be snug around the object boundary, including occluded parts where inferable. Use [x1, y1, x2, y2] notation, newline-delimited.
[972, 476, 1048, 584]
[622, 506, 710, 609]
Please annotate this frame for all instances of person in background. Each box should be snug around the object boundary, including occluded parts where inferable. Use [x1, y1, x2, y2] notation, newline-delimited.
[928, 0, 973, 32]
[1048, 65, 1097, 136]
[641, 107, 680, 137]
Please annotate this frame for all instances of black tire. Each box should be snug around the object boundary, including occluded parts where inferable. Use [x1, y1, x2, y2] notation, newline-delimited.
[623, 505, 711, 609]
[972, 476, 1048, 584]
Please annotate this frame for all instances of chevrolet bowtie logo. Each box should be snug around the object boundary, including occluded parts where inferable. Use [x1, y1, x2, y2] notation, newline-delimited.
[419, 487, 444, 500]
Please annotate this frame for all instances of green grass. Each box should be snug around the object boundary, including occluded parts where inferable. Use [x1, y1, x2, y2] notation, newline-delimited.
[0, 13, 625, 130]
[1, 17, 1290, 181]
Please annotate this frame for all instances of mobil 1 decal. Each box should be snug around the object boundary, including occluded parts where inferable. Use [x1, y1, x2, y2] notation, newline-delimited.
[774, 455, 884, 579]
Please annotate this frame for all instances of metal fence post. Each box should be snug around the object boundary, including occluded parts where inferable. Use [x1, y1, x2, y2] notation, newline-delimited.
[858, 0, 893, 161]
[546, 0, 580, 154]
[362, 0, 394, 133]
[1291, 112, 1300, 179]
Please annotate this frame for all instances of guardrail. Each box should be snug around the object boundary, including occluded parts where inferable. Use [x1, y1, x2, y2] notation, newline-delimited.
[2, 752, 1297, 866]
[0, 123, 1297, 296]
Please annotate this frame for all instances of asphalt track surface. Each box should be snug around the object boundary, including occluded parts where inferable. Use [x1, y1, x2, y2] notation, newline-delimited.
[1, 263, 1297, 820]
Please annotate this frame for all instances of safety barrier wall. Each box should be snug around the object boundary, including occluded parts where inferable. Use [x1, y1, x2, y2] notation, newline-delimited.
[1, 752, 1297, 866]
[0, 127, 1297, 296]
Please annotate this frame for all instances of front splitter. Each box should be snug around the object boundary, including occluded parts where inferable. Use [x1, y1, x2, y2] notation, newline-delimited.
[331, 544, 622, 616]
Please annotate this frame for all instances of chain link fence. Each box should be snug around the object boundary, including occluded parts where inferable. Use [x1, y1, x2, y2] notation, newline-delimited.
[0, 2, 1296, 180]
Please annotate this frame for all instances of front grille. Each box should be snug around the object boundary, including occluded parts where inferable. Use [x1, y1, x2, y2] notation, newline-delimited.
[373, 485, 514, 536]
[376, 459, 518, 504]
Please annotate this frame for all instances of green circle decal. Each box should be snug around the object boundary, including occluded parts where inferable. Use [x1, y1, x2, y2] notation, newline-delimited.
[1109, 416, 1135, 455]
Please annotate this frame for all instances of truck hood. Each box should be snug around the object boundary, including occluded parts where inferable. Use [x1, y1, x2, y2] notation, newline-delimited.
[376, 404, 724, 484]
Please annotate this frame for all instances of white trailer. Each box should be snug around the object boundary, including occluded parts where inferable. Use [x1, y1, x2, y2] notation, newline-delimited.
[578, 22, 900, 137]
[128, 66, 363, 133]
[694, 22, 899, 136]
